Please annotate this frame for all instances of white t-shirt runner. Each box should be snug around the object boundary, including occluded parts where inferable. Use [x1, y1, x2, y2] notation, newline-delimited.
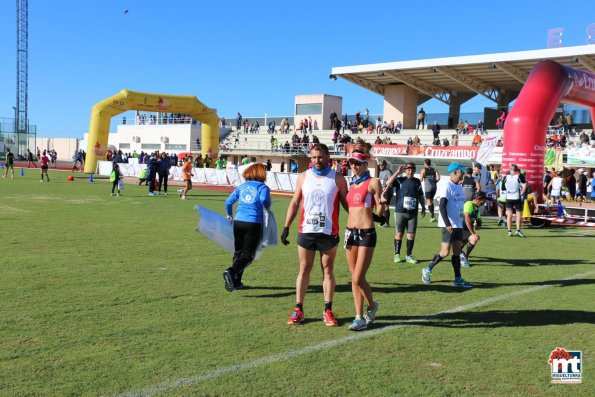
[437, 179, 465, 228]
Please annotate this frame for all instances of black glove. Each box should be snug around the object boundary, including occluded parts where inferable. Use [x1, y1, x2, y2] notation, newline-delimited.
[280, 227, 290, 246]
[373, 213, 386, 224]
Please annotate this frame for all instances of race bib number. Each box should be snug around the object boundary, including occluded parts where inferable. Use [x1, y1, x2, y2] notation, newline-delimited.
[403, 196, 417, 210]
[305, 212, 326, 228]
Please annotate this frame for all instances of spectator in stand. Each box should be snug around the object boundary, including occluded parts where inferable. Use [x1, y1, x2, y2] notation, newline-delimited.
[456, 120, 465, 134]
[342, 113, 348, 133]
[477, 120, 485, 134]
[375, 136, 382, 145]
[407, 136, 413, 146]
[472, 133, 483, 146]
[432, 137, 441, 146]
[412, 135, 421, 146]
[496, 110, 507, 129]
[565, 113, 574, 134]
[236, 112, 242, 130]
[396, 121, 403, 133]
[330, 110, 338, 130]
[443, 137, 450, 147]
[432, 121, 441, 140]
[417, 108, 426, 129]
[308, 116, 313, 133]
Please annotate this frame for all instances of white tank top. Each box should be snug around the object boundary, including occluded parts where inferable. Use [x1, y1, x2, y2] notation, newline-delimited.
[299, 169, 340, 235]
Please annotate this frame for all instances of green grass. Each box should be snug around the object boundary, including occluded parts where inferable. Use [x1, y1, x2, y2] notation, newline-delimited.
[1, 169, 594, 396]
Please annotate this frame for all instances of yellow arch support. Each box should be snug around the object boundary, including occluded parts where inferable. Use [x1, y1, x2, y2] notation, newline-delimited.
[84, 89, 219, 173]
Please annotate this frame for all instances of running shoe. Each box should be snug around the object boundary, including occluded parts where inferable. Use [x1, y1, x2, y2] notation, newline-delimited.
[460, 253, 471, 267]
[405, 255, 418, 264]
[364, 301, 379, 325]
[515, 230, 525, 238]
[429, 217, 437, 223]
[422, 266, 432, 284]
[181, 196, 187, 200]
[177, 189, 182, 197]
[322, 309, 338, 327]
[348, 317, 367, 331]
[497, 218, 504, 226]
[393, 254, 402, 263]
[222, 270, 235, 292]
[149, 192, 155, 196]
[453, 277, 474, 288]
[507, 231, 513, 237]
[287, 307, 305, 325]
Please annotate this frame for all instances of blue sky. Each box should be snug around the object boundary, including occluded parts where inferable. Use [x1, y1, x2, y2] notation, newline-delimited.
[0, 0, 593, 137]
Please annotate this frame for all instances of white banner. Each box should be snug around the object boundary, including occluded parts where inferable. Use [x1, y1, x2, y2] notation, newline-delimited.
[476, 134, 501, 166]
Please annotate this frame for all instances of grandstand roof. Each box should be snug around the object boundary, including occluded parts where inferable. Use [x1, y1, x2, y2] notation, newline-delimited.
[330, 45, 595, 104]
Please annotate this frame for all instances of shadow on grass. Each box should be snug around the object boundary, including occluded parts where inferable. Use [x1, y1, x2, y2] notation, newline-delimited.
[376, 309, 595, 328]
[244, 283, 353, 298]
[374, 277, 595, 291]
[472, 257, 591, 267]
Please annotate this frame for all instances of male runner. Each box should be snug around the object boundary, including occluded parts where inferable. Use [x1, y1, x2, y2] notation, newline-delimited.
[281, 143, 349, 326]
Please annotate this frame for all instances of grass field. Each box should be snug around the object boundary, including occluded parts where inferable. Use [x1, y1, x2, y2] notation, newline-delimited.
[1, 169, 594, 396]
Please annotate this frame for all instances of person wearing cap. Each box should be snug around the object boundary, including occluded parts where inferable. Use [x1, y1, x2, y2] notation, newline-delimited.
[384, 161, 426, 264]
[422, 162, 473, 288]
[281, 143, 349, 327]
[501, 164, 527, 237]
[419, 159, 441, 222]
[377, 160, 393, 227]
[460, 191, 487, 267]
[343, 143, 385, 331]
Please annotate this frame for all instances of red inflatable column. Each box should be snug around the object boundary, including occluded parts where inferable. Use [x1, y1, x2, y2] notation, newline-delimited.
[502, 61, 570, 194]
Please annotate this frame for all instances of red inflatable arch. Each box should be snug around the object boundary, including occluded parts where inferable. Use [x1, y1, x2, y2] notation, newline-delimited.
[502, 60, 595, 195]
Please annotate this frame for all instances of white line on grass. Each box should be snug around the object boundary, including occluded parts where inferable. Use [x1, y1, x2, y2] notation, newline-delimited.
[118, 270, 595, 397]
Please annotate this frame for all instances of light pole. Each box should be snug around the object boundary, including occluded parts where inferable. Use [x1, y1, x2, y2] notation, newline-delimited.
[12, 107, 17, 154]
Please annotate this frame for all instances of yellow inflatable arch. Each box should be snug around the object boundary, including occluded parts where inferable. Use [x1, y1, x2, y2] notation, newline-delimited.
[84, 89, 219, 173]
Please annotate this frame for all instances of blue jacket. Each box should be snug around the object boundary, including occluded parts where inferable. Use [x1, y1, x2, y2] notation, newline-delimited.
[225, 181, 271, 224]
[158, 157, 171, 174]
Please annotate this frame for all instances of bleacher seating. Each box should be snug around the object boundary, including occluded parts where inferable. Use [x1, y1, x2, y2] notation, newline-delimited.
[219, 126, 492, 154]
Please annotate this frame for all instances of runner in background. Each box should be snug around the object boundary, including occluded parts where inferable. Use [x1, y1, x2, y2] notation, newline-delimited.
[460, 191, 487, 267]
[419, 159, 440, 222]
